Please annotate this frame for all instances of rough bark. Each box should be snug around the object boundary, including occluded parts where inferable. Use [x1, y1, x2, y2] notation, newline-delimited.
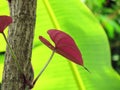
[1, 0, 37, 90]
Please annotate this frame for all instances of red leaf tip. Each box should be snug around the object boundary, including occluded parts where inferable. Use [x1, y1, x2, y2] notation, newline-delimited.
[8, 0, 11, 3]
[39, 36, 54, 50]
[0, 15, 12, 33]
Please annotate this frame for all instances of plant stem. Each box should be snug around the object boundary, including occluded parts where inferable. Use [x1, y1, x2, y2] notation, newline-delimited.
[32, 50, 55, 86]
[2, 32, 23, 74]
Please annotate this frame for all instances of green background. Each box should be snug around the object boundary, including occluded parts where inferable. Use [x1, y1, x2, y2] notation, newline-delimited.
[0, 0, 120, 90]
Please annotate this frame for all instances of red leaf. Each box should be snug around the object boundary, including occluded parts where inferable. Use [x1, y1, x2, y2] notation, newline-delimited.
[48, 29, 83, 65]
[39, 29, 83, 66]
[39, 36, 54, 50]
[8, 0, 11, 3]
[0, 16, 12, 33]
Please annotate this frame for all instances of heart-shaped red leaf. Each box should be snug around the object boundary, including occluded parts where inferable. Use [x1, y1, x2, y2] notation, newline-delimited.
[0, 16, 12, 33]
[47, 30, 83, 65]
[39, 29, 90, 72]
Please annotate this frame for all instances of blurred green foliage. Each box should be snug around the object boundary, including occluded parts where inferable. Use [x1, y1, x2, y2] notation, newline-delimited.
[83, 0, 120, 74]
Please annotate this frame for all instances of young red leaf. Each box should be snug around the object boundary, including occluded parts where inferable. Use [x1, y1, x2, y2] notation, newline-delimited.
[39, 29, 83, 66]
[48, 30, 83, 65]
[7, 0, 11, 3]
[0, 16, 12, 33]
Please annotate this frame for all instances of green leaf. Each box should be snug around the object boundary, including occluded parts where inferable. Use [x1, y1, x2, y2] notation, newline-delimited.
[0, 0, 120, 90]
[32, 0, 120, 90]
[0, 53, 4, 81]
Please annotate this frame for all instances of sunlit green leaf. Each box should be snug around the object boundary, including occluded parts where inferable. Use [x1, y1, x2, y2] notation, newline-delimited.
[32, 0, 120, 90]
[0, 0, 120, 90]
